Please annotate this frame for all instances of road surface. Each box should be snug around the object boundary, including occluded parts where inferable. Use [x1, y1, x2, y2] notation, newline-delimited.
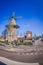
[0, 49, 43, 65]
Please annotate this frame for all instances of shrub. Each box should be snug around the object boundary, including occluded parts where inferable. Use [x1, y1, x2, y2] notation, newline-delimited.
[0, 40, 6, 43]
[23, 42, 32, 46]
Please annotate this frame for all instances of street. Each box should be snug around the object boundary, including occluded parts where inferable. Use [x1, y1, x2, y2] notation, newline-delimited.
[0, 49, 43, 65]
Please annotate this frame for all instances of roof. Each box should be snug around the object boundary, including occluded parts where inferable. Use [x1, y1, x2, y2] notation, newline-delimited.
[26, 31, 32, 34]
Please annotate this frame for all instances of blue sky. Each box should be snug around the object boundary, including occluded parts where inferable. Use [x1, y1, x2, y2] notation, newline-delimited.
[0, 0, 43, 36]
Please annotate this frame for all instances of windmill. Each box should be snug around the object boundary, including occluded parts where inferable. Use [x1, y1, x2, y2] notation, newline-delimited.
[4, 12, 22, 20]
[4, 12, 22, 42]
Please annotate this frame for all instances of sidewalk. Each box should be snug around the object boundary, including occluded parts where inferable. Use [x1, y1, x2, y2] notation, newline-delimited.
[0, 57, 39, 65]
